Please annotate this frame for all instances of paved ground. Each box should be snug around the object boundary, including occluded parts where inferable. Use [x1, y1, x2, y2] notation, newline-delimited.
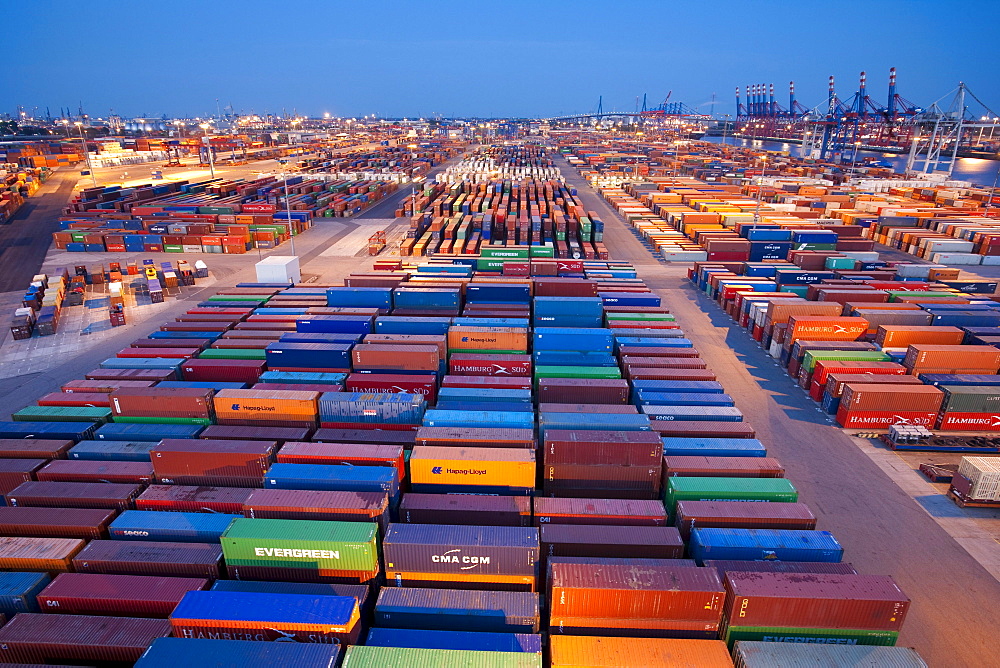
[559, 155, 1000, 666]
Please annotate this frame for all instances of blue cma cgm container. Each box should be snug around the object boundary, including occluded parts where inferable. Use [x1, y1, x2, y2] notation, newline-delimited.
[0, 572, 49, 615]
[94, 423, 204, 441]
[68, 440, 159, 462]
[326, 287, 393, 309]
[108, 510, 240, 543]
[264, 463, 399, 499]
[365, 628, 542, 653]
[374, 587, 540, 633]
[689, 528, 844, 565]
[661, 438, 767, 457]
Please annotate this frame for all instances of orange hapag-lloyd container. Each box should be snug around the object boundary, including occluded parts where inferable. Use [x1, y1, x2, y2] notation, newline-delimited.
[409, 446, 536, 494]
[549, 635, 734, 667]
[213, 390, 319, 421]
[447, 327, 529, 353]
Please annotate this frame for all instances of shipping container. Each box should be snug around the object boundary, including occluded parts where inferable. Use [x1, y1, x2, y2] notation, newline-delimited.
[0, 536, 83, 572]
[689, 528, 843, 564]
[550, 636, 734, 667]
[533, 497, 667, 526]
[0, 613, 171, 664]
[415, 426, 535, 449]
[0, 439, 72, 459]
[705, 560, 858, 578]
[135, 636, 343, 667]
[675, 501, 817, 540]
[340, 645, 541, 667]
[108, 510, 238, 543]
[665, 478, 798, 517]
[35, 460, 153, 484]
[399, 494, 532, 526]
[365, 627, 542, 653]
[664, 457, 784, 478]
[0, 506, 114, 539]
[409, 446, 535, 495]
[36, 573, 209, 617]
[540, 524, 684, 560]
[732, 641, 926, 666]
[243, 489, 389, 529]
[150, 439, 276, 487]
[374, 587, 540, 633]
[135, 485, 254, 514]
[276, 441, 404, 479]
[71, 539, 223, 578]
[6, 481, 141, 510]
[264, 463, 399, 499]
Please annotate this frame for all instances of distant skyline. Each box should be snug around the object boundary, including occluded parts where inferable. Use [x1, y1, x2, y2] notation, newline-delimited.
[6, 0, 999, 120]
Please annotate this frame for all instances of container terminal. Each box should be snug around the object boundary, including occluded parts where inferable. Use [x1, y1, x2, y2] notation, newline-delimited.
[0, 110, 999, 667]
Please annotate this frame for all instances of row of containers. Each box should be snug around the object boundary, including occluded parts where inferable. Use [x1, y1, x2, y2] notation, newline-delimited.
[0, 258, 928, 666]
[399, 144, 610, 260]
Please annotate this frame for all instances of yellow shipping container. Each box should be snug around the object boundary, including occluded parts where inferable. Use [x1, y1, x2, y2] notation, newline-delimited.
[213, 389, 319, 419]
[409, 446, 536, 492]
[447, 326, 528, 352]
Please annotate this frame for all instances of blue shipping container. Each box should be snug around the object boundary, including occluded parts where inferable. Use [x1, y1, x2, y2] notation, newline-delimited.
[374, 587, 540, 633]
[661, 438, 766, 457]
[422, 410, 534, 430]
[68, 440, 160, 462]
[689, 528, 844, 565]
[642, 406, 743, 422]
[326, 287, 393, 310]
[318, 392, 425, 424]
[635, 392, 735, 407]
[375, 316, 452, 335]
[109, 510, 239, 543]
[94, 423, 204, 441]
[0, 421, 98, 442]
[265, 343, 352, 369]
[264, 463, 399, 498]
[295, 315, 374, 335]
[0, 572, 49, 615]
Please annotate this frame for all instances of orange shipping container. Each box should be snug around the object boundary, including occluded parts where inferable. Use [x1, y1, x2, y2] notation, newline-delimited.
[447, 327, 529, 352]
[904, 345, 1000, 372]
[362, 334, 447, 359]
[875, 325, 964, 349]
[550, 636, 734, 667]
[0, 536, 85, 572]
[352, 344, 439, 371]
[213, 389, 319, 420]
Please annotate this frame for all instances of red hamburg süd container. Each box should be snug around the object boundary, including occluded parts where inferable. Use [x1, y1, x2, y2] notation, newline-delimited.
[35, 460, 154, 484]
[674, 500, 817, 540]
[62, 379, 158, 393]
[414, 426, 535, 449]
[938, 412, 1000, 431]
[836, 409, 939, 429]
[109, 387, 214, 419]
[0, 613, 171, 664]
[0, 459, 45, 495]
[181, 359, 266, 383]
[540, 525, 684, 560]
[544, 430, 661, 466]
[398, 494, 532, 526]
[663, 456, 784, 478]
[150, 439, 277, 487]
[651, 422, 756, 438]
[537, 378, 629, 405]
[242, 489, 389, 530]
[345, 373, 438, 402]
[276, 442, 404, 480]
[199, 424, 314, 442]
[136, 485, 254, 514]
[0, 506, 115, 539]
[440, 375, 533, 391]
[533, 498, 667, 526]
[37, 392, 112, 407]
[723, 571, 910, 631]
[5, 481, 141, 510]
[72, 540, 223, 578]
[36, 573, 209, 617]
[449, 353, 532, 377]
[0, 439, 71, 459]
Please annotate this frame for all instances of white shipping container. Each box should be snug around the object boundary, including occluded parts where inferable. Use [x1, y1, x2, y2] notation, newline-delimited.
[930, 253, 982, 265]
[255, 255, 300, 284]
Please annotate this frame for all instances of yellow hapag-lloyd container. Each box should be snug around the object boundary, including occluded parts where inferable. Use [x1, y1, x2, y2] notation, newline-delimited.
[409, 446, 536, 494]
[447, 327, 529, 353]
[213, 389, 319, 420]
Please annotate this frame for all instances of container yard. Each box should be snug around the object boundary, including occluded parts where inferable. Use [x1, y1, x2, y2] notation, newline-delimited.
[3, 59, 1000, 664]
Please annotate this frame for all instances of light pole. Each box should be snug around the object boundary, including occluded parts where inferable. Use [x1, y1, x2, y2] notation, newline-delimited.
[74, 122, 97, 187]
[752, 155, 767, 228]
[847, 140, 862, 183]
[199, 123, 215, 178]
[59, 119, 70, 138]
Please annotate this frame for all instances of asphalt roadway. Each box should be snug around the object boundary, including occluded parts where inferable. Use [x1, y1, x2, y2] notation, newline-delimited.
[558, 156, 1000, 666]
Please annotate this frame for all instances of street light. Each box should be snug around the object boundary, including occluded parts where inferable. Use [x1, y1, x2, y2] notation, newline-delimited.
[59, 119, 70, 138]
[74, 122, 97, 187]
[199, 123, 215, 178]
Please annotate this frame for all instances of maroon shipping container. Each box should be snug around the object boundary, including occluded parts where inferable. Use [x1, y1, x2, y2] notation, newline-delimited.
[538, 404, 638, 414]
[625, 368, 717, 381]
[115, 347, 198, 359]
[540, 525, 684, 560]
[663, 456, 785, 478]
[0, 507, 115, 539]
[150, 439, 276, 487]
[543, 465, 661, 499]
[37, 392, 111, 407]
[533, 498, 667, 526]
[62, 379, 157, 393]
[440, 376, 533, 391]
[225, 564, 377, 586]
[652, 422, 756, 438]
[617, 346, 701, 358]
[5, 481, 141, 510]
[0, 459, 45, 495]
[312, 428, 416, 446]
[136, 485, 254, 514]
[398, 494, 532, 526]
[705, 560, 858, 579]
[414, 426, 535, 449]
[84, 368, 177, 382]
[276, 442, 404, 479]
[36, 573, 209, 617]
[131, 337, 210, 350]
[35, 460, 154, 484]
[345, 373, 438, 402]
[72, 540, 223, 578]
[175, 313, 247, 323]
[550, 557, 698, 569]
[675, 501, 817, 540]
[0, 440, 70, 459]
[109, 387, 214, 419]
[536, 378, 629, 405]
[723, 572, 910, 632]
[242, 489, 389, 530]
[199, 425, 313, 442]
[533, 277, 598, 296]
[0, 613, 171, 664]
[620, 357, 708, 369]
[161, 322, 234, 332]
[544, 430, 661, 466]
[548, 562, 725, 638]
[180, 359, 266, 383]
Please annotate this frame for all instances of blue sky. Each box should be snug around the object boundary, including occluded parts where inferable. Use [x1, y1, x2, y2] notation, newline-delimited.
[6, 0, 998, 119]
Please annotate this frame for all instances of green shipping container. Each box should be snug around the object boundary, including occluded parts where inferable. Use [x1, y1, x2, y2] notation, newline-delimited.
[481, 248, 529, 260]
[534, 366, 623, 380]
[113, 416, 212, 425]
[207, 295, 268, 303]
[221, 518, 379, 574]
[341, 646, 542, 667]
[605, 312, 675, 322]
[198, 348, 267, 360]
[801, 351, 890, 374]
[477, 259, 508, 272]
[724, 625, 899, 648]
[529, 246, 555, 258]
[163, 245, 184, 253]
[824, 257, 857, 269]
[665, 477, 798, 516]
[779, 286, 809, 297]
[12, 406, 111, 423]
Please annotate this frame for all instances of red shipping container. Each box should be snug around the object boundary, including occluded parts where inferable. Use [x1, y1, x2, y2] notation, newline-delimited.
[180, 359, 266, 383]
[619, 357, 707, 369]
[675, 500, 816, 540]
[277, 442, 404, 479]
[840, 383, 944, 412]
[34, 460, 153, 484]
[836, 409, 939, 429]
[825, 373, 922, 399]
[938, 412, 1000, 431]
[663, 456, 784, 478]
[5, 481, 141, 510]
[544, 430, 662, 466]
[136, 485, 254, 514]
[62, 379, 158, 393]
[242, 488, 389, 528]
[0, 439, 71, 459]
[352, 344, 439, 371]
[345, 373, 437, 402]
[86, 368, 177, 382]
[626, 368, 717, 381]
[537, 378, 629, 405]
[109, 387, 214, 419]
[72, 540, 223, 578]
[448, 353, 532, 377]
[0, 459, 45, 495]
[37, 392, 111, 407]
[150, 439, 276, 487]
[131, 338, 211, 350]
[652, 422, 756, 438]
[0, 613, 171, 664]
[533, 497, 667, 526]
[0, 506, 115, 539]
[199, 425, 313, 442]
[115, 347, 198, 359]
[36, 573, 209, 617]
[398, 493, 532, 526]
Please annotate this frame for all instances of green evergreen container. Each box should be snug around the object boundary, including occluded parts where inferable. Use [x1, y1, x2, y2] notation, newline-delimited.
[724, 625, 899, 648]
[481, 248, 529, 259]
[665, 477, 798, 516]
[221, 518, 379, 574]
[12, 405, 111, 423]
[529, 246, 554, 258]
[198, 348, 267, 360]
[341, 646, 541, 667]
[476, 259, 508, 272]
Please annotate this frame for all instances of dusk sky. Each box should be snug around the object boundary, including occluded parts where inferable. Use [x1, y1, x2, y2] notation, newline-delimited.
[7, 0, 999, 120]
